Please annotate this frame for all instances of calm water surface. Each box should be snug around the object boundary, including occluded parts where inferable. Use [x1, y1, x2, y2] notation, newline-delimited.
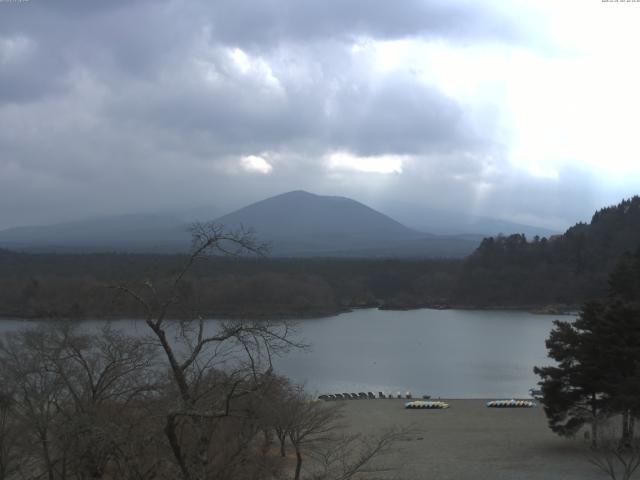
[273, 308, 565, 398]
[0, 309, 567, 398]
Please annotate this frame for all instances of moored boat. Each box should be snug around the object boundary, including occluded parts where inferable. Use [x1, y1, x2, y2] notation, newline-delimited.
[486, 399, 536, 408]
[405, 400, 449, 409]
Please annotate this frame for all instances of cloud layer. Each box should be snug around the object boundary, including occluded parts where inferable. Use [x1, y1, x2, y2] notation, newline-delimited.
[0, 0, 638, 231]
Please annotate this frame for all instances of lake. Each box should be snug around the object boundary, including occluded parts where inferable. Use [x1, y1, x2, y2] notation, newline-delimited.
[0, 308, 566, 398]
[274, 308, 563, 398]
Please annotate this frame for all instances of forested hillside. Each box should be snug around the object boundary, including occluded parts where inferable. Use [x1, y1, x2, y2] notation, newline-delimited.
[456, 196, 640, 307]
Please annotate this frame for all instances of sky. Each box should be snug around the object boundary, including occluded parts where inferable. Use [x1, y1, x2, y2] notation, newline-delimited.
[1, 0, 640, 231]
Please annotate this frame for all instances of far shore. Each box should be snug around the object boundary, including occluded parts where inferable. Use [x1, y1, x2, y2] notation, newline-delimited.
[337, 398, 600, 480]
[0, 303, 579, 322]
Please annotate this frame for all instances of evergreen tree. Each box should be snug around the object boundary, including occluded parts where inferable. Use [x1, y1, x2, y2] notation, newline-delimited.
[534, 303, 609, 446]
[535, 247, 640, 446]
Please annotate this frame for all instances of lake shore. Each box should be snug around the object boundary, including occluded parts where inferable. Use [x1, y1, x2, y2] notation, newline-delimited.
[337, 399, 600, 480]
[0, 303, 578, 322]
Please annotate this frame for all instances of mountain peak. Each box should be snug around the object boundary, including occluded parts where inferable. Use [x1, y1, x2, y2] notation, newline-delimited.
[271, 190, 350, 203]
[279, 190, 316, 197]
[214, 190, 429, 255]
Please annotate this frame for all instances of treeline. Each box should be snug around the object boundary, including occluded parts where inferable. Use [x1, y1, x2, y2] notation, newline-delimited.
[2, 196, 640, 319]
[0, 252, 461, 319]
[457, 196, 640, 307]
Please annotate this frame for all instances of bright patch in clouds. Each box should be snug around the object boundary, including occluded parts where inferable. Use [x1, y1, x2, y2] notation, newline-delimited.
[371, 39, 414, 74]
[326, 151, 405, 174]
[230, 48, 251, 73]
[0, 36, 33, 64]
[353, 1, 640, 184]
[226, 47, 283, 93]
[240, 155, 273, 174]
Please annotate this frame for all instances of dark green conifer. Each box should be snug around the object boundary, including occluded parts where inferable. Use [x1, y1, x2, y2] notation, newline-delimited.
[536, 247, 640, 446]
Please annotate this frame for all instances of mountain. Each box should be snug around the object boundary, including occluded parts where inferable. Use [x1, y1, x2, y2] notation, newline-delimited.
[214, 190, 481, 257]
[215, 190, 423, 255]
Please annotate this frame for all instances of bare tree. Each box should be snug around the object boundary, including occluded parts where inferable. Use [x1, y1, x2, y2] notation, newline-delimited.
[309, 428, 410, 480]
[278, 387, 408, 480]
[0, 323, 166, 480]
[0, 390, 21, 480]
[286, 393, 343, 480]
[0, 326, 69, 480]
[112, 222, 303, 480]
[49, 323, 161, 479]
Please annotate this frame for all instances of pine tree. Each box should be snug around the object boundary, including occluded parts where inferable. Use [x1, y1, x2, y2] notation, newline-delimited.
[534, 302, 609, 446]
[535, 248, 640, 446]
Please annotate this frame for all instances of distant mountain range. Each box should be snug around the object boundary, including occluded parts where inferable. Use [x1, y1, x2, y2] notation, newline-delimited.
[0, 214, 189, 253]
[0, 191, 556, 257]
[379, 201, 557, 238]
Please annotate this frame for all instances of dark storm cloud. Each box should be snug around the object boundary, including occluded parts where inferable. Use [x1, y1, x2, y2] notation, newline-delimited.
[0, 39, 66, 104]
[327, 74, 474, 156]
[104, 52, 474, 159]
[0, 0, 190, 104]
[0, 0, 517, 81]
[197, 0, 521, 49]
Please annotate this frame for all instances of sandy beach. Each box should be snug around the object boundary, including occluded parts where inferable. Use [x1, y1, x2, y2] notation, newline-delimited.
[338, 399, 603, 480]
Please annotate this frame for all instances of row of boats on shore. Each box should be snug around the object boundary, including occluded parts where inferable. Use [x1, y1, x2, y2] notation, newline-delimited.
[318, 391, 430, 401]
[319, 388, 544, 406]
[318, 392, 538, 409]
